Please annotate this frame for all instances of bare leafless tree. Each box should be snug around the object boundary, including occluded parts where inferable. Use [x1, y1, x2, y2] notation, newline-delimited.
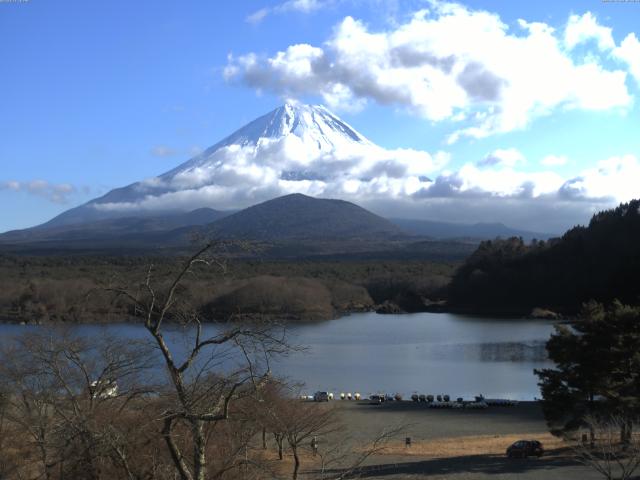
[572, 415, 640, 480]
[108, 242, 290, 480]
[274, 399, 339, 479]
[315, 424, 407, 480]
[0, 329, 156, 479]
[0, 383, 15, 478]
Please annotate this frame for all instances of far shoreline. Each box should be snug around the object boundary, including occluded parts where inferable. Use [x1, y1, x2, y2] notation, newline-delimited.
[0, 306, 562, 326]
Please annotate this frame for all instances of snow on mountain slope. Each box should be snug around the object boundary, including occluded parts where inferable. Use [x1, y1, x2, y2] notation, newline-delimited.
[42, 103, 444, 227]
[177, 103, 367, 161]
[159, 103, 370, 181]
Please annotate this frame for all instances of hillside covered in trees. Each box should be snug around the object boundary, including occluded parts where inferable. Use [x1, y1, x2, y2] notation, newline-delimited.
[0, 256, 454, 324]
[448, 200, 640, 315]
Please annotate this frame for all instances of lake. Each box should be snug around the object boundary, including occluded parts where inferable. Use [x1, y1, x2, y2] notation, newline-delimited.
[0, 312, 556, 400]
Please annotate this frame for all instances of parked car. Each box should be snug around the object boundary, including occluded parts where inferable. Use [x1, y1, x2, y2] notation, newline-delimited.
[506, 440, 544, 458]
[89, 379, 118, 399]
[314, 391, 330, 402]
[369, 394, 384, 404]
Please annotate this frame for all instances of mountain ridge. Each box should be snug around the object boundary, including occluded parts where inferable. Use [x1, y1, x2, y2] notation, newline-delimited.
[203, 193, 404, 241]
[390, 217, 555, 241]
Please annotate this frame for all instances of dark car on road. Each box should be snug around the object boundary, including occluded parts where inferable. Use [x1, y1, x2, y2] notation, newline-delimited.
[506, 440, 544, 458]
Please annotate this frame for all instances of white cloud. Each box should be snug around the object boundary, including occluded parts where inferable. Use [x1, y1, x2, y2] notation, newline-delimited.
[477, 148, 525, 168]
[151, 145, 178, 157]
[228, 3, 632, 141]
[281, 0, 324, 13]
[0, 180, 78, 204]
[246, 0, 329, 24]
[92, 133, 640, 232]
[561, 12, 640, 85]
[1, 180, 20, 191]
[541, 154, 568, 167]
[150, 145, 204, 159]
[614, 33, 640, 84]
[415, 154, 640, 207]
[561, 154, 640, 202]
[246, 8, 269, 25]
[94, 135, 448, 213]
[415, 163, 564, 199]
[564, 12, 615, 51]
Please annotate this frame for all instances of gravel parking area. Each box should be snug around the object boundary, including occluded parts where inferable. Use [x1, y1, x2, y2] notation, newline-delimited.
[315, 400, 605, 480]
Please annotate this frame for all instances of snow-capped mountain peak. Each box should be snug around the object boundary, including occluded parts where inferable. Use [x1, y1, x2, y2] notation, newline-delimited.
[160, 102, 371, 181]
[41, 102, 438, 227]
[220, 102, 368, 148]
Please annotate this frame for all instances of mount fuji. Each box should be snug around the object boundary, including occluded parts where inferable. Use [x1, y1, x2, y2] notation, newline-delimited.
[0, 103, 550, 251]
[40, 102, 389, 228]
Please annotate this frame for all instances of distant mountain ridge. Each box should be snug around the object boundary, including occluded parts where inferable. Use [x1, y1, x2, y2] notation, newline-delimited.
[0, 193, 554, 251]
[391, 218, 555, 241]
[0, 208, 228, 243]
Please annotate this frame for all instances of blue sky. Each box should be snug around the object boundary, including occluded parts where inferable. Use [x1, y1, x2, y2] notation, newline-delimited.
[1, 0, 639, 233]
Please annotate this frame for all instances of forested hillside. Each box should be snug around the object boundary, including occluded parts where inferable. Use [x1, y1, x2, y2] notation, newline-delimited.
[449, 200, 640, 314]
[0, 256, 454, 323]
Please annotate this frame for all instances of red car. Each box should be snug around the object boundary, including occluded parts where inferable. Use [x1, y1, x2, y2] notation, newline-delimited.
[506, 440, 544, 458]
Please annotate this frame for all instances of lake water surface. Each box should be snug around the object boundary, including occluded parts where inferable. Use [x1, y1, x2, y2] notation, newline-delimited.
[0, 312, 556, 400]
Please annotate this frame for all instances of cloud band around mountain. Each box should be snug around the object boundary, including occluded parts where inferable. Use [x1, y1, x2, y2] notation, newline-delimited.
[92, 125, 640, 232]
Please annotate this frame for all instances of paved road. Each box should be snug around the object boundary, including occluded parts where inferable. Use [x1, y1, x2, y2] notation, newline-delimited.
[345, 454, 601, 480]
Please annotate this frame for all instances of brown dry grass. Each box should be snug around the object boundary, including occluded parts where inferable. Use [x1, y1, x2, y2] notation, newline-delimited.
[375, 432, 569, 458]
[253, 447, 325, 476]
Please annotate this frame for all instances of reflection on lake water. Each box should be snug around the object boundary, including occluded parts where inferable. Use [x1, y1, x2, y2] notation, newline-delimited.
[0, 312, 556, 400]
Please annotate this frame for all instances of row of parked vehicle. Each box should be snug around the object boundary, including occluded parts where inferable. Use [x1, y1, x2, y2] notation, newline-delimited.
[411, 394, 453, 403]
[311, 391, 366, 401]
[312, 391, 404, 402]
[368, 393, 403, 404]
[309, 391, 518, 408]
[311, 391, 333, 401]
[407, 394, 518, 408]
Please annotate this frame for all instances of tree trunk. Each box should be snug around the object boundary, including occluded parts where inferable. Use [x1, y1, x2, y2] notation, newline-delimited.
[262, 427, 267, 449]
[37, 438, 53, 480]
[621, 421, 628, 445]
[193, 420, 207, 480]
[162, 417, 193, 480]
[274, 433, 283, 460]
[292, 445, 300, 480]
[621, 418, 632, 446]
